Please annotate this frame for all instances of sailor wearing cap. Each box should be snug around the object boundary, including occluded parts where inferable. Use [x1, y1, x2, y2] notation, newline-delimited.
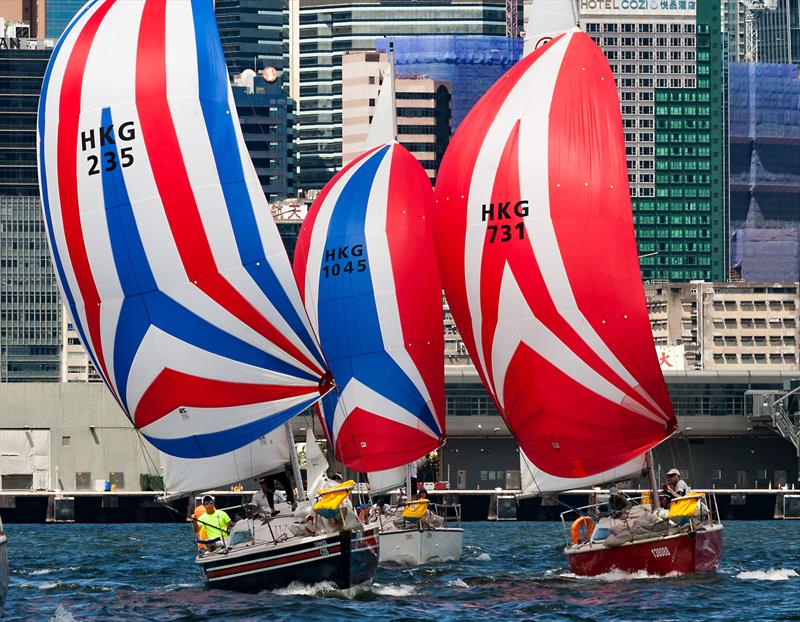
[660, 468, 691, 508]
[197, 495, 231, 551]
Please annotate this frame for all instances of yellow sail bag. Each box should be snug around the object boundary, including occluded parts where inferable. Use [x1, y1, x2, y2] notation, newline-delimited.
[313, 480, 356, 518]
[668, 492, 705, 519]
[402, 499, 429, 521]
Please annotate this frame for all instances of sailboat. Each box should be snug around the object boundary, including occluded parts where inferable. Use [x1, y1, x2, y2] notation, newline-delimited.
[37, 0, 377, 591]
[293, 47, 463, 565]
[432, 7, 722, 575]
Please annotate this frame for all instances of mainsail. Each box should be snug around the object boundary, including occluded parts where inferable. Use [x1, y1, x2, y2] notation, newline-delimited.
[433, 30, 676, 492]
[37, 0, 328, 478]
[293, 128, 445, 471]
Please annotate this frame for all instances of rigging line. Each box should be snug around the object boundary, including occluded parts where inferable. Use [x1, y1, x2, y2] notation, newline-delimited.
[134, 427, 161, 479]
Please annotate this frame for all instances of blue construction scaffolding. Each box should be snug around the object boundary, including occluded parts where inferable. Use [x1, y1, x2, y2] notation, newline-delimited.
[376, 36, 523, 131]
[729, 62, 800, 281]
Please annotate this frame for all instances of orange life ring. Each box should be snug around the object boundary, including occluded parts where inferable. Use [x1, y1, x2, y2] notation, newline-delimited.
[570, 516, 595, 544]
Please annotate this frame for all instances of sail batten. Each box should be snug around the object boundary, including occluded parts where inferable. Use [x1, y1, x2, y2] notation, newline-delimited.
[433, 30, 676, 487]
[39, 0, 327, 463]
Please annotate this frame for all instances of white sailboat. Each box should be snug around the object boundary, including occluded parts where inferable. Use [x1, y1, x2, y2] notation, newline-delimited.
[37, 0, 377, 591]
[293, 44, 462, 566]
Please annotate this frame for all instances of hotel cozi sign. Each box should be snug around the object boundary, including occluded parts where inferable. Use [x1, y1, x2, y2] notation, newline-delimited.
[580, 0, 696, 14]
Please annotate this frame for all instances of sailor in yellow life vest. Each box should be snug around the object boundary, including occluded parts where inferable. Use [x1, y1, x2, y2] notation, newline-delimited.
[196, 494, 231, 551]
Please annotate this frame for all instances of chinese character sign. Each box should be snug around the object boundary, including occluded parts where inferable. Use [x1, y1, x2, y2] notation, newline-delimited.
[656, 344, 685, 371]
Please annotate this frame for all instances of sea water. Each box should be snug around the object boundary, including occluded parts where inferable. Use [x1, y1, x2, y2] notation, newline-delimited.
[5, 521, 800, 621]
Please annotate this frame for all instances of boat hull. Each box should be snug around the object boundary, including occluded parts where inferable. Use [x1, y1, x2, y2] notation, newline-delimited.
[378, 527, 463, 565]
[565, 525, 723, 576]
[197, 525, 379, 593]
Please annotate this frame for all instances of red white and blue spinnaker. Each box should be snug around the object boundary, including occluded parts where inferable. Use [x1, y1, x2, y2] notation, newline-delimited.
[37, 0, 327, 466]
[294, 143, 445, 472]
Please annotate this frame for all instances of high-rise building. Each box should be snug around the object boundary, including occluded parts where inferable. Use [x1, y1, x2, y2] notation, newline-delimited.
[375, 35, 523, 131]
[232, 72, 297, 201]
[297, 0, 516, 191]
[646, 281, 799, 371]
[729, 62, 800, 281]
[580, 1, 728, 282]
[341, 51, 452, 183]
[755, 0, 800, 63]
[0, 41, 62, 382]
[44, 0, 83, 39]
[0, 0, 45, 38]
[215, 0, 287, 77]
[724, 1, 800, 64]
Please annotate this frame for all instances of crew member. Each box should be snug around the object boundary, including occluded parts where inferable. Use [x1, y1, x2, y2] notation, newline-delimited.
[660, 468, 690, 508]
[196, 495, 231, 550]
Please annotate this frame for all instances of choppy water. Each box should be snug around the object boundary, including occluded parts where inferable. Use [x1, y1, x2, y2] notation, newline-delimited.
[5, 521, 800, 621]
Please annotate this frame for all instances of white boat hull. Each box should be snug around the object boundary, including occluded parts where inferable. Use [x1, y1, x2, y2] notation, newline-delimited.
[378, 527, 463, 565]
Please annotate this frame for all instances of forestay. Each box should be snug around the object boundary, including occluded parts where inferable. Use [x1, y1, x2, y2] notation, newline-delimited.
[38, 0, 328, 464]
[433, 30, 676, 487]
[293, 140, 445, 472]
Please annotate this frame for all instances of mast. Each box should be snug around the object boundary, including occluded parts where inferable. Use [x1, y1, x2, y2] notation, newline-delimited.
[645, 451, 661, 513]
[284, 422, 306, 501]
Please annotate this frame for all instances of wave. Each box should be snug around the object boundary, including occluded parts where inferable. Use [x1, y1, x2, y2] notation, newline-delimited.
[473, 552, 492, 561]
[556, 569, 683, 582]
[447, 578, 469, 588]
[271, 581, 339, 596]
[736, 569, 798, 581]
[371, 583, 416, 597]
[27, 566, 80, 576]
[50, 605, 77, 622]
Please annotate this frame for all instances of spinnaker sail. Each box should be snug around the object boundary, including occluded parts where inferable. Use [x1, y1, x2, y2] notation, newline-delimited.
[433, 29, 676, 490]
[38, 0, 328, 464]
[293, 139, 445, 472]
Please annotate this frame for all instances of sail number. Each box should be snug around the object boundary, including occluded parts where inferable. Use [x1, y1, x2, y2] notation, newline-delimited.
[81, 121, 136, 176]
[322, 244, 366, 279]
[481, 200, 528, 243]
[651, 546, 671, 558]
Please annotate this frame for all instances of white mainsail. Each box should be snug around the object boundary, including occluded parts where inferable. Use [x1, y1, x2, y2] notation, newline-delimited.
[519, 448, 646, 497]
[364, 45, 397, 148]
[160, 427, 290, 494]
[368, 466, 407, 495]
[523, 0, 578, 56]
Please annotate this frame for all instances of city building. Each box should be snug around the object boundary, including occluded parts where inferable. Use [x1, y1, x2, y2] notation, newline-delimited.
[580, 1, 728, 282]
[341, 51, 452, 182]
[646, 281, 799, 371]
[297, 0, 516, 191]
[0, 0, 44, 38]
[729, 61, 800, 281]
[374, 35, 522, 130]
[61, 308, 100, 383]
[0, 40, 61, 382]
[232, 72, 297, 201]
[271, 197, 310, 261]
[755, 0, 800, 63]
[44, 0, 83, 39]
[215, 0, 287, 77]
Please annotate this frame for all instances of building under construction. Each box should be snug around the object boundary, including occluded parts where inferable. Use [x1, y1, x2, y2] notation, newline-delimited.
[729, 62, 800, 281]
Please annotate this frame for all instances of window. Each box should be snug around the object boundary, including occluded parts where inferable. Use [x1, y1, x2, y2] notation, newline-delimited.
[62, 436, 71, 446]
[711, 469, 722, 480]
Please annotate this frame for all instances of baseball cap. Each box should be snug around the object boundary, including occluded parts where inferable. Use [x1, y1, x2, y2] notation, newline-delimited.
[667, 468, 680, 476]
[201, 494, 215, 505]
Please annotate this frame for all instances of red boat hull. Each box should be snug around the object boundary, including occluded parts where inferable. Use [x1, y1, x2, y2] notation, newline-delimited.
[566, 525, 723, 576]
